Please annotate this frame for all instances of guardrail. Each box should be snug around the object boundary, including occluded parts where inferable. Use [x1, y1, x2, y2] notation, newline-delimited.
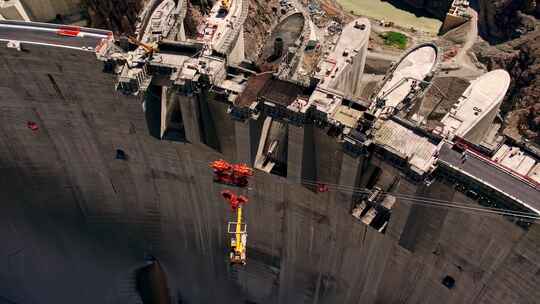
[0, 19, 112, 37]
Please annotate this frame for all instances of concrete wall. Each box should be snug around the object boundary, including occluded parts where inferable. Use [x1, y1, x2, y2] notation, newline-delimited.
[0, 0, 31, 21]
[332, 41, 369, 99]
[1, 41, 539, 304]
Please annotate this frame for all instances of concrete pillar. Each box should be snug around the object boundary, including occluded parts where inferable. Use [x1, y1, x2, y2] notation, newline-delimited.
[287, 124, 304, 184]
[234, 120, 252, 164]
[337, 153, 364, 208]
[334, 41, 368, 98]
[197, 87, 220, 151]
[160, 86, 169, 139]
[287, 123, 315, 185]
[178, 93, 202, 144]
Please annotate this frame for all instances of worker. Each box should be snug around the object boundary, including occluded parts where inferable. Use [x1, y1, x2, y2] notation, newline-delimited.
[460, 152, 468, 164]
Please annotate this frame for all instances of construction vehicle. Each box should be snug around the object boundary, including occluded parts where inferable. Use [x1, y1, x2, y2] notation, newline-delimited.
[215, 0, 230, 17]
[221, 0, 231, 12]
[128, 36, 159, 57]
[221, 190, 248, 265]
[210, 159, 253, 187]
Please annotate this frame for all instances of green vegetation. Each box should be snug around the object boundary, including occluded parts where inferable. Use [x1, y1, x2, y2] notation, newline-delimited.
[336, 0, 442, 33]
[380, 31, 408, 49]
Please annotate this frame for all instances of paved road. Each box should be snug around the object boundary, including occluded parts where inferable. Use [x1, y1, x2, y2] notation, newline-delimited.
[454, 8, 478, 70]
[442, 8, 485, 80]
[0, 21, 110, 49]
[438, 143, 540, 213]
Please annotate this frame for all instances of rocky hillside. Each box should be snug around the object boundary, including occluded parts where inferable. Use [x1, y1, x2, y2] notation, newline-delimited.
[471, 1, 540, 144]
[394, 0, 452, 19]
[184, 1, 205, 38]
[477, 0, 539, 42]
[83, 0, 143, 34]
[186, 0, 280, 61]
[397, 0, 540, 143]
[243, 0, 280, 62]
[398, 0, 539, 41]
[474, 29, 540, 144]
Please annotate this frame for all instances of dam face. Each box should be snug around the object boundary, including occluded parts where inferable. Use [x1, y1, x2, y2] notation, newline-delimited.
[1, 42, 540, 304]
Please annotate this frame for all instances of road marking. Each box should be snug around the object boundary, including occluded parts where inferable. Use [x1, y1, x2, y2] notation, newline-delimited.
[0, 39, 94, 51]
[0, 24, 109, 39]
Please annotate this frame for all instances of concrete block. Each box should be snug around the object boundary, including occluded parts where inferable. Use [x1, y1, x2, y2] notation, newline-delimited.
[178, 93, 201, 144]
[235, 120, 252, 164]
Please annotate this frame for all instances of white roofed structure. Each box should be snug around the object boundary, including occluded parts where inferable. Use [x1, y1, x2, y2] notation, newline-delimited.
[372, 43, 438, 116]
[438, 69, 510, 144]
[492, 144, 540, 184]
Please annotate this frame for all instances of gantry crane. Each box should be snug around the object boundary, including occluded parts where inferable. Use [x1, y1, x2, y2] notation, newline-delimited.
[221, 190, 248, 265]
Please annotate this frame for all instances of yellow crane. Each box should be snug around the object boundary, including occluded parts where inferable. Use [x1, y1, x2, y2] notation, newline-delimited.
[230, 204, 247, 265]
[221, 190, 248, 265]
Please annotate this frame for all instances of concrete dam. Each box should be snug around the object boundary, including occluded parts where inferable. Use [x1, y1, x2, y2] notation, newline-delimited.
[1, 1, 540, 304]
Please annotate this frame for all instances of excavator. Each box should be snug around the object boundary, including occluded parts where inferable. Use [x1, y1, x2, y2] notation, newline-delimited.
[221, 190, 248, 265]
[221, 0, 231, 10]
[217, 0, 231, 16]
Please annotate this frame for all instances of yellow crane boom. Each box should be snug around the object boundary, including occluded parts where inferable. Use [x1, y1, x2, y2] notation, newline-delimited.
[230, 205, 247, 265]
[235, 206, 244, 253]
[127, 36, 159, 56]
[221, 190, 249, 265]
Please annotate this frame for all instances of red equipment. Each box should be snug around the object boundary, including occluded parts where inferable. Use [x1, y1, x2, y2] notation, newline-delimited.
[221, 190, 248, 211]
[57, 26, 81, 37]
[27, 121, 39, 131]
[210, 159, 253, 187]
[317, 183, 329, 193]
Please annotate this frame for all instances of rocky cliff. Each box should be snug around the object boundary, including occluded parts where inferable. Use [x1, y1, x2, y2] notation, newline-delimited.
[392, 0, 452, 19]
[397, 0, 540, 143]
[20, 0, 82, 22]
[474, 29, 540, 144]
[478, 0, 539, 41]
[243, 0, 280, 62]
[83, 0, 143, 34]
[185, 0, 280, 62]
[398, 0, 539, 41]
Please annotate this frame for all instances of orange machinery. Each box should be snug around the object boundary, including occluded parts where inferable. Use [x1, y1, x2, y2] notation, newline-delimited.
[210, 159, 253, 187]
